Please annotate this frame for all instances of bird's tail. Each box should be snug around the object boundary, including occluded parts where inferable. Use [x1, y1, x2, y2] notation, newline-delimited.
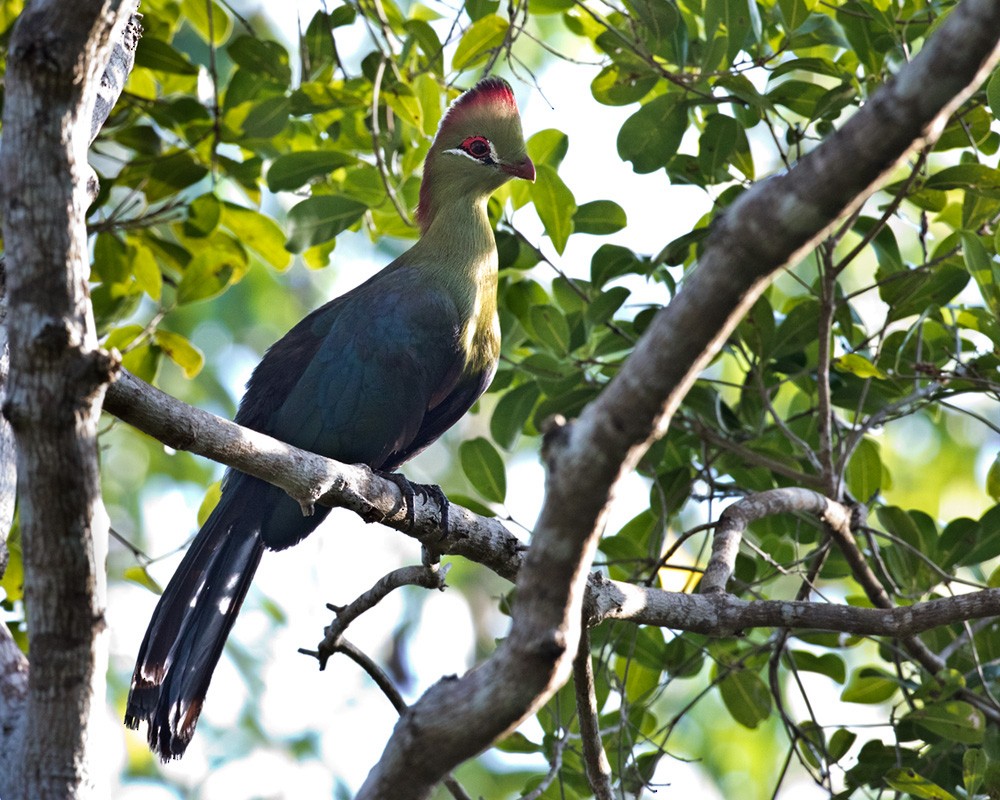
[124, 473, 266, 760]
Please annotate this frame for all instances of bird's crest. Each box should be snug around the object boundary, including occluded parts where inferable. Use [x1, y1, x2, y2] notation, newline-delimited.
[438, 77, 519, 134]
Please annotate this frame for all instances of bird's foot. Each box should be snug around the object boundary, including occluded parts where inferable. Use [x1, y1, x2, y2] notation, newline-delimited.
[376, 470, 418, 530]
[413, 481, 450, 536]
[374, 471, 450, 538]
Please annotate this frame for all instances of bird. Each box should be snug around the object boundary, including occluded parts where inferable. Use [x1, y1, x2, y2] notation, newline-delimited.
[124, 76, 535, 760]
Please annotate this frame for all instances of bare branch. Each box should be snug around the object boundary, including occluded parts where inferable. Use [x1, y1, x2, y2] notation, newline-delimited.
[573, 623, 614, 800]
[308, 563, 448, 669]
[105, 368, 1000, 643]
[700, 488, 854, 594]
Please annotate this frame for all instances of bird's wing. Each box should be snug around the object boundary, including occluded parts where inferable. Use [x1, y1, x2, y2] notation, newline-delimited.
[250, 268, 471, 469]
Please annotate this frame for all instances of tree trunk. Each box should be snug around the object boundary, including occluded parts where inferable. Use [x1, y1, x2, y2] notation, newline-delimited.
[0, 3, 138, 797]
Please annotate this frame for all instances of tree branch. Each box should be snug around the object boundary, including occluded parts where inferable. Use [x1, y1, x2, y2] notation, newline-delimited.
[357, 3, 1000, 794]
[573, 623, 614, 800]
[0, 4, 139, 798]
[96, 4, 1000, 791]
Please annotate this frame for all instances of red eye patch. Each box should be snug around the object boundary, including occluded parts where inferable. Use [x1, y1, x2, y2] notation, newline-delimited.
[461, 136, 492, 159]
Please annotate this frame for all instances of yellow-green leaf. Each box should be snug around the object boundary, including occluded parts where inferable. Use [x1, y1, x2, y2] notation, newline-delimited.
[128, 243, 163, 301]
[197, 481, 223, 526]
[833, 353, 887, 379]
[154, 329, 205, 379]
[452, 15, 508, 71]
[885, 768, 957, 800]
[530, 164, 576, 255]
[987, 452, 1000, 502]
[123, 565, 163, 594]
[222, 202, 292, 270]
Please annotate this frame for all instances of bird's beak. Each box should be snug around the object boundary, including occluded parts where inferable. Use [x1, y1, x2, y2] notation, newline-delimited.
[501, 156, 535, 182]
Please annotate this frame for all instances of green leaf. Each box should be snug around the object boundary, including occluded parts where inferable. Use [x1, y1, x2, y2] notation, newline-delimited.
[495, 732, 541, 754]
[988, 453, 1000, 502]
[197, 481, 222, 526]
[591, 244, 645, 288]
[846, 437, 882, 502]
[905, 701, 986, 745]
[841, 668, 899, 704]
[789, 651, 846, 684]
[241, 95, 291, 139]
[587, 286, 630, 326]
[459, 437, 507, 503]
[526, 129, 569, 170]
[828, 729, 856, 763]
[530, 164, 576, 254]
[885, 768, 957, 800]
[121, 343, 161, 383]
[490, 382, 541, 448]
[452, 15, 508, 71]
[718, 668, 771, 728]
[833, 353, 887, 380]
[184, 193, 222, 238]
[617, 93, 687, 174]
[591, 64, 657, 106]
[123, 565, 163, 594]
[778, 0, 811, 31]
[962, 231, 1000, 318]
[989, 70, 1000, 120]
[698, 114, 739, 181]
[176, 239, 249, 304]
[925, 164, 1000, 198]
[228, 36, 291, 85]
[221, 202, 292, 270]
[181, 0, 232, 43]
[154, 329, 205, 379]
[404, 19, 444, 77]
[285, 196, 367, 253]
[135, 38, 199, 76]
[573, 200, 627, 235]
[128, 242, 163, 301]
[964, 748, 988, 798]
[528, 304, 571, 355]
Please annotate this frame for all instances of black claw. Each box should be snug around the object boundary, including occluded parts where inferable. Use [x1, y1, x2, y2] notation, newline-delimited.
[377, 470, 417, 530]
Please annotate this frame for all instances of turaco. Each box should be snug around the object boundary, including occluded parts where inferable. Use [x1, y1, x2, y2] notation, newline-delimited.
[125, 76, 535, 759]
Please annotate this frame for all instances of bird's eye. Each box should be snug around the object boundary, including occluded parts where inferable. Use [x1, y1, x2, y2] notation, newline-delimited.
[461, 136, 493, 160]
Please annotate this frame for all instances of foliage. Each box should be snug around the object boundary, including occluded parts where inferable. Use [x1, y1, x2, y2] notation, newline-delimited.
[3, 0, 1000, 797]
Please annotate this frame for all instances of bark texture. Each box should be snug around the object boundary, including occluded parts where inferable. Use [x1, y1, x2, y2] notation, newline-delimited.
[0, 3, 138, 798]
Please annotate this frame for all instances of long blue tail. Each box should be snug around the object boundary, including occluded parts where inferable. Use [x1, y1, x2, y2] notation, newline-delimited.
[124, 471, 327, 759]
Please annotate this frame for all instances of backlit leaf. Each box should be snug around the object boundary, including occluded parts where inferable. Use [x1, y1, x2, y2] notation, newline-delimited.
[452, 15, 508, 70]
[460, 437, 507, 503]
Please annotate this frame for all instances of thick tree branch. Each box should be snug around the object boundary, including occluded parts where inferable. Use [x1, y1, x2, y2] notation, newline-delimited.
[96, 2, 1000, 792]
[105, 369, 1000, 639]
[358, 3, 1000, 795]
[0, 3, 139, 798]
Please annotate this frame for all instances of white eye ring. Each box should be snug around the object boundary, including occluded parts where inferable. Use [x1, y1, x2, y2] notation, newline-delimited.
[444, 137, 499, 166]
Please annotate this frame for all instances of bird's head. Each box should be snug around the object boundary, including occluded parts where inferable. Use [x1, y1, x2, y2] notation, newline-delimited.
[417, 77, 535, 231]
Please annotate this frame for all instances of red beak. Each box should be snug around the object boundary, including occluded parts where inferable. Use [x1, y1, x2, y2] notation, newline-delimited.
[501, 156, 536, 182]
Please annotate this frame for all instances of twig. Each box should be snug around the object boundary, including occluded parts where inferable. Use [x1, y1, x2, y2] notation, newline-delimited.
[309, 563, 449, 669]
[572, 623, 614, 800]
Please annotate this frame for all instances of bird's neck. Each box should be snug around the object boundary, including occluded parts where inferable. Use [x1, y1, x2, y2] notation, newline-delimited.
[411, 194, 498, 307]
[410, 193, 500, 371]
